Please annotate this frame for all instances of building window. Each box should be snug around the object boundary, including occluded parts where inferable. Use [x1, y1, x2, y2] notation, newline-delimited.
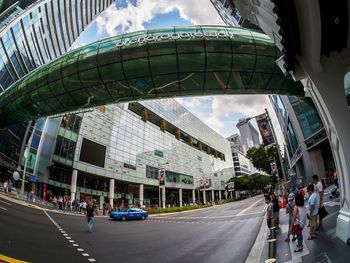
[146, 165, 159, 179]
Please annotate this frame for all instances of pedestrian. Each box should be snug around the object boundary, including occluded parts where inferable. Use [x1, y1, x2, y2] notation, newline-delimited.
[53, 196, 58, 209]
[272, 193, 280, 230]
[307, 184, 318, 240]
[290, 194, 307, 252]
[3, 180, 8, 193]
[265, 195, 274, 239]
[312, 174, 324, 228]
[82, 200, 87, 213]
[285, 193, 297, 242]
[8, 181, 13, 193]
[332, 169, 338, 189]
[85, 202, 95, 233]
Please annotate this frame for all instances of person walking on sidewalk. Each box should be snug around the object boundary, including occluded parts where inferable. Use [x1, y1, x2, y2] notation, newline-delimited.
[291, 194, 307, 252]
[285, 193, 297, 242]
[85, 202, 95, 233]
[307, 184, 318, 240]
[265, 195, 274, 239]
[272, 193, 280, 230]
[312, 175, 324, 228]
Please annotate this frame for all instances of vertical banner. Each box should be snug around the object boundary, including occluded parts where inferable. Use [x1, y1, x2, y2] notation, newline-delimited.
[159, 168, 165, 186]
[255, 113, 275, 146]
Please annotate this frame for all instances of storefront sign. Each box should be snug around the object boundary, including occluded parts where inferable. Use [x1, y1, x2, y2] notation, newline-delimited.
[115, 31, 234, 48]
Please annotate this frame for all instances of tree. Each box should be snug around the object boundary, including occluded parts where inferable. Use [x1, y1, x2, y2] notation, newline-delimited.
[246, 144, 283, 177]
[227, 174, 271, 194]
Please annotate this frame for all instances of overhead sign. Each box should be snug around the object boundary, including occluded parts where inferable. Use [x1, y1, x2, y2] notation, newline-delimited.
[227, 182, 235, 192]
[256, 113, 275, 146]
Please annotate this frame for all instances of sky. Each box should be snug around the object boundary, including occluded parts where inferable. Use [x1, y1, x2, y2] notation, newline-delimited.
[74, 0, 284, 145]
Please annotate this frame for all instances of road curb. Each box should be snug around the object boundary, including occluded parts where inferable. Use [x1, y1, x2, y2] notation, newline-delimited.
[245, 204, 268, 263]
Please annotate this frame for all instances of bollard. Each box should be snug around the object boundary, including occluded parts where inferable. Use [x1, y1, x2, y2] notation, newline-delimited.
[267, 238, 277, 260]
[270, 226, 276, 239]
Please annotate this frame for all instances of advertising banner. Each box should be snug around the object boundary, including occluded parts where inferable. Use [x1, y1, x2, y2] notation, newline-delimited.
[227, 182, 235, 192]
[255, 113, 275, 146]
[159, 168, 165, 186]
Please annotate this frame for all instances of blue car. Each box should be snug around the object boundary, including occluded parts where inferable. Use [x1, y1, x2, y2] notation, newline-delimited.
[110, 208, 148, 221]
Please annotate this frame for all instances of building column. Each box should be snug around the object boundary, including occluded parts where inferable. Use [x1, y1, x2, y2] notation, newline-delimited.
[230, 191, 233, 200]
[179, 188, 183, 207]
[302, 60, 350, 243]
[203, 189, 206, 205]
[224, 190, 228, 200]
[70, 169, 77, 202]
[162, 186, 166, 208]
[219, 190, 222, 200]
[211, 190, 215, 202]
[139, 184, 144, 207]
[99, 195, 104, 210]
[109, 178, 115, 206]
[192, 189, 196, 204]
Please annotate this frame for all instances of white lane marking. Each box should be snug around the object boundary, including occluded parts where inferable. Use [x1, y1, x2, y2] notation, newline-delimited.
[0, 206, 7, 210]
[237, 198, 264, 216]
[151, 210, 263, 220]
[0, 199, 12, 206]
[88, 259, 96, 262]
[43, 210, 95, 262]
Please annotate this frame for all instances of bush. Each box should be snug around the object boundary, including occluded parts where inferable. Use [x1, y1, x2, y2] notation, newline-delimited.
[146, 204, 212, 214]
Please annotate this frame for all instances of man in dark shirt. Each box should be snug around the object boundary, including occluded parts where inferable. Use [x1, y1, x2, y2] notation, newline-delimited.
[85, 202, 95, 233]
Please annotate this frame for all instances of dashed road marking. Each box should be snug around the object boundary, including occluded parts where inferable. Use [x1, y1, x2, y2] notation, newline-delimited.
[43, 210, 96, 262]
[0, 206, 7, 210]
[0, 199, 12, 206]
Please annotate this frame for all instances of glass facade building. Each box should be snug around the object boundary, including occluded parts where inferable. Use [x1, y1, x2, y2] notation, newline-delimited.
[270, 95, 334, 184]
[39, 99, 234, 208]
[0, 0, 114, 178]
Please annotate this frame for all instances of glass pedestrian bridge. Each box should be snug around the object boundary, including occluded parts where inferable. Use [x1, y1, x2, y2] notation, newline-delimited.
[0, 26, 304, 127]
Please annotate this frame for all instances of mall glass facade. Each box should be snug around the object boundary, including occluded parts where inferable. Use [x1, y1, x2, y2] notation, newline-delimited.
[42, 99, 234, 207]
[0, 0, 114, 179]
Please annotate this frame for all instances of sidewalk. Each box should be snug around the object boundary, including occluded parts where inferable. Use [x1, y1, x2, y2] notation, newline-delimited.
[258, 188, 350, 263]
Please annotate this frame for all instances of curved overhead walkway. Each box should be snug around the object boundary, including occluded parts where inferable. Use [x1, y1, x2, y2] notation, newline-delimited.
[0, 26, 304, 127]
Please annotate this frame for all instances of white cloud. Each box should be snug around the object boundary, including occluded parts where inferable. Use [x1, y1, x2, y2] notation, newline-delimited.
[96, 0, 225, 36]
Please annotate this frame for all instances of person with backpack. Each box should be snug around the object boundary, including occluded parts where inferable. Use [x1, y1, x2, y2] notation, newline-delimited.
[85, 201, 95, 233]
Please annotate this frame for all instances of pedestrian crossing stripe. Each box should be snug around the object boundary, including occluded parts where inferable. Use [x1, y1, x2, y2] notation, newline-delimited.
[0, 254, 29, 263]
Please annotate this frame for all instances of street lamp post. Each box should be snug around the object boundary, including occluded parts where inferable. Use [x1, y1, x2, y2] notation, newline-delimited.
[265, 108, 287, 182]
[245, 110, 286, 182]
[20, 127, 35, 196]
[158, 161, 169, 209]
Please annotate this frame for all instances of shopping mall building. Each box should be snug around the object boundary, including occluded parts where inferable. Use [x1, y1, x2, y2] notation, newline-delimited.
[41, 99, 233, 209]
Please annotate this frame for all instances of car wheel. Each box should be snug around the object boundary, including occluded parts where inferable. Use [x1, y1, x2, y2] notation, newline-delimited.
[121, 216, 126, 221]
[140, 215, 145, 220]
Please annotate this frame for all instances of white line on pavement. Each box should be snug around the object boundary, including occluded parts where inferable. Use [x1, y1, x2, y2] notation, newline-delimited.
[0, 199, 11, 206]
[237, 198, 264, 216]
[0, 206, 7, 210]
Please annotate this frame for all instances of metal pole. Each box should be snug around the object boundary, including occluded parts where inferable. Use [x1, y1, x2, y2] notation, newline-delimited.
[20, 126, 34, 196]
[265, 108, 287, 182]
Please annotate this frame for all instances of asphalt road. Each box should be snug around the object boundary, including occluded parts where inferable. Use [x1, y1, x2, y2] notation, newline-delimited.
[0, 195, 265, 263]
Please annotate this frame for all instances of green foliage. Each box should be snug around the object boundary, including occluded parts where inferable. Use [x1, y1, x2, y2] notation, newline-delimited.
[146, 204, 212, 214]
[246, 144, 282, 176]
[227, 174, 271, 192]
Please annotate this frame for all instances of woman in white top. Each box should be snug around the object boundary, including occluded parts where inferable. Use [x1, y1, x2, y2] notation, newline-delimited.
[290, 194, 307, 252]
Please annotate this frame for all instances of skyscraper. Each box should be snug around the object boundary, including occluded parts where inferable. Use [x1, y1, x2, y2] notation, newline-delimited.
[0, 0, 114, 176]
